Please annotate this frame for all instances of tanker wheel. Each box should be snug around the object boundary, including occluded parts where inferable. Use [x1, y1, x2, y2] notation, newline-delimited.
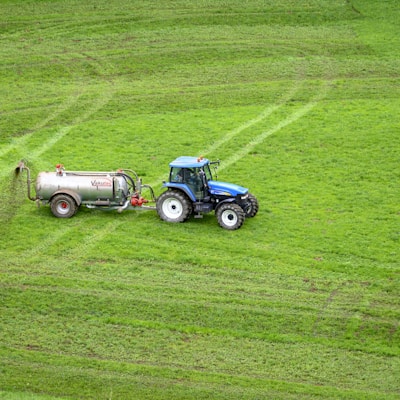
[156, 190, 192, 223]
[216, 203, 245, 230]
[244, 193, 259, 218]
[50, 194, 77, 218]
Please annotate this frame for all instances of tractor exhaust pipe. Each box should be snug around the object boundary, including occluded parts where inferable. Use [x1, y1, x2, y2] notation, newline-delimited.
[15, 161, 36, 201]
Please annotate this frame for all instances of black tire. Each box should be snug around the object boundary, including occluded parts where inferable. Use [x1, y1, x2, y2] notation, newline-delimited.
[244, 193, 259, 218]
[156, 190, 192, 223]
[50, 194, 77, 218]
[216, 203, 245, 230]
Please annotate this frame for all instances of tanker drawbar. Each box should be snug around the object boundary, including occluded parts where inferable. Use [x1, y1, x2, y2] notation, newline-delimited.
[16, 162, 156, 218]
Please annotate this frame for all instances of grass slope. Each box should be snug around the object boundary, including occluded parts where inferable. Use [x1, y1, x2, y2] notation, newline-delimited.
[0, 0, 399, 399]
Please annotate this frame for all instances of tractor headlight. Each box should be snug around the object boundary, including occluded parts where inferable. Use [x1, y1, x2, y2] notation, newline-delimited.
[241, 194, 249, 200]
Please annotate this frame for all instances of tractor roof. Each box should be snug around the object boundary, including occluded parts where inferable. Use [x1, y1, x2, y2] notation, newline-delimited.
[169, 156, 210, 168]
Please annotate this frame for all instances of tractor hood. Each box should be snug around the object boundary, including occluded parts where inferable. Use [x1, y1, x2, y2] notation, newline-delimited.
[208, 180, 248, 197]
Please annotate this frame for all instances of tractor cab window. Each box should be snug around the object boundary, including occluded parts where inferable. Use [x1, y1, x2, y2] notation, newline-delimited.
[170, 167, 200, 184]
[170, 167, 188, 183]
[203, 165, 213, 181]
[170, 167, 204, 198]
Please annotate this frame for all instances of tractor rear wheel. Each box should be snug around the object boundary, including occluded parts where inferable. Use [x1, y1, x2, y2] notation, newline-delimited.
[50, 194, 77, 218]
[216, 203, 245, 230]
[244, 193, 259, 218]
[157, 190, 192, 223]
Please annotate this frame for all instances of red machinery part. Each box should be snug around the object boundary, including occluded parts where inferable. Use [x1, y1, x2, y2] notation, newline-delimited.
[131, 196, 148, 207]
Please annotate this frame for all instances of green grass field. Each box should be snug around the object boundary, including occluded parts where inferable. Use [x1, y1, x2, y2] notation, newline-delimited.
[0, 0, 399, 398]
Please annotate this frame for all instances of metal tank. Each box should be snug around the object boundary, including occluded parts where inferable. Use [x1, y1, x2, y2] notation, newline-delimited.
[35, 170, 130, 205]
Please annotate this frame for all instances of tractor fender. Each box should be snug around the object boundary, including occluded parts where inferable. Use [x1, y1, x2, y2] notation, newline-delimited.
[162, 183, 196, 202]
[50, 190, 82, 206]
[214, 198, 236, 212]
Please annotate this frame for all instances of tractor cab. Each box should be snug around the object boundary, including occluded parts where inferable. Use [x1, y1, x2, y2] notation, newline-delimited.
[167, 156, 214, 200]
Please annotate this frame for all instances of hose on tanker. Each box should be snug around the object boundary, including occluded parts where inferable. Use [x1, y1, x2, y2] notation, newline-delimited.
[117, 171, 156, 202]
[117, 172, 136, 194]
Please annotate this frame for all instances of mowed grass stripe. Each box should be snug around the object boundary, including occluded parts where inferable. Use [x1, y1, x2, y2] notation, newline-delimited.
[1, 265, 397, 358]
[1, 349, 393, 400]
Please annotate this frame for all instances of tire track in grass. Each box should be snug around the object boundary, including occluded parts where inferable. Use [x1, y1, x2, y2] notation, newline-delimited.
[25, 53, 116, 167]
[29, 86, 114, 163]
[36, 220, 123, 264]
[0, 91, 111, 180]
[203, 104, 282, 155]
[58, 215, 137, 262]
[5, 221, 83, 265]
[0, 90, 85, 160]
[202, 76, 306, 158]
[218, 81, 331, 172]
[4, 214, 129, 267]
[0, 54, 115, 179]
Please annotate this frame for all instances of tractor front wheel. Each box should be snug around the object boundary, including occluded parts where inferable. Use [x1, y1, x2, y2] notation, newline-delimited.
[244, 193, 259, 218]
[156, 190, 192, 223]
[216, 203, 245, 230]
[50, 194, 77, 218]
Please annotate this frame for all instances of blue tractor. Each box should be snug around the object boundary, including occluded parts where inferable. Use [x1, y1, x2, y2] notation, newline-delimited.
[156, 156, 258, 230]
